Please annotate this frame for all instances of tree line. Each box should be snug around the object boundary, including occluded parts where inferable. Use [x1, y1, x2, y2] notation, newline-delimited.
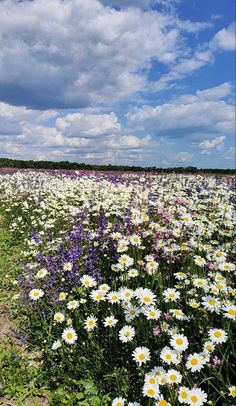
[0, 157, 235, 174]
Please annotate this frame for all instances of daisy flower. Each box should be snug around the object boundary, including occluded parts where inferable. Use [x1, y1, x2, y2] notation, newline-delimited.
[135, 288, 157, 305]
[218, 262, 235, 272]
[112, 397, 126, 406]
[119, 287, 134, 301]
[84, 316, 98, 331]
[29, 289, 44, 300]
[80, 274, 97, 288]
[128, 268, 139, 278]
[142, 384, 160, 399]
[222, 304, 236, 320]
[208, 328, 228, 344]
[132, 346, 150, 366]
[166, 369, 182, 384]
[118, 254, 134, 268]
[124, 306, 140, 322]
[103, 315, 118, 328]
[67, 300, 79, 310]
[178, 386, 190, 404]
[145, 373, 159, 386]
[63, 262, 73, 272]
[98, 283, 110, 294]
[90, 289, 106, 302]
[160, 346, 180, 365]
[119, 325, 135, 343]
[58, 292, 67, 301]
[130, 234, 142, 246]
[170, 334, 189, 352]
[229, 386, 236, 398]
[203, 341, 215, 353]
[62, 327, 77, 344]
[202, 296, 221, 313]
[186, 353, 205, 372]
[188, 387, 207, 405]
[107, 291, 120, 303]
[194, 256, 206, 267]
[163, 288, 180, 302]
[144, 307, 161, 320]
[36, 268, 48, 279]
[54, 312, 65, 323]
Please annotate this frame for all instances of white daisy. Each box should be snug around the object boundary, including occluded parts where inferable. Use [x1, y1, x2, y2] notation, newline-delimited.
[54, 312, 65, 323]
[208, 328, 228, 344]
[188, 388, 207, 405]
[186, 353, 205, 372]
[170, 334, 189, 352]
[62, 327, 77, 344]
[84, 316, 98, 331]
[132, 346, 151, 366]
[119, 325, 135, 343]
[103, 315, 118, 327]
[80, 275, 97, 288]
[29, 289, 44, 300]
[166, 369, 182, 384]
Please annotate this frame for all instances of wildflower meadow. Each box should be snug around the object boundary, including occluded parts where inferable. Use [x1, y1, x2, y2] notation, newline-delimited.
[0, 170, 235, 406]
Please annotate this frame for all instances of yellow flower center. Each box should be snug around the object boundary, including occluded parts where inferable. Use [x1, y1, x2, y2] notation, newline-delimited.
[191, 358, 199, 365]
[147, 388, 155, 396]
[176, 338, 183, 345]
[170, 374, 177, 381]
[130, 309, 136, 315]
[191, 395, 198, 403]
[165, 354, 171, 360]
[169, 293, 175, 298]
[116, 402, 122, 406]
[67, 333, 73, 339]
[216, 252, 223, 257]
[228, 309, 236, 316]
[209, 300, 216, 305]
[149, 377, 156, 384]
[159, 401, 168, 406]
[139, 354, 145, 360]
[214, 331, 222, 338]
[181, 391, 188, 399]
[112, 295, 118, 300]
[88, 320, 94, 326]
[149, 311, 155, 317]
[143, 296, 151, 302]
[33, 292, 39, 297]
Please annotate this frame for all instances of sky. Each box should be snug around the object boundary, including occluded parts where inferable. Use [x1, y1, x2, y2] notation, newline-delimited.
[0, 0, 235, 168]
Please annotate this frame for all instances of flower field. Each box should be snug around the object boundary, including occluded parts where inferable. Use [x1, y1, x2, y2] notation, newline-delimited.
[0, 170, 235, 406]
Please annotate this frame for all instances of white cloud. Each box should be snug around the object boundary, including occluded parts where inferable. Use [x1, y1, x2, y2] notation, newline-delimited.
[198, 136, 225, 154]
[127, 83, 235, 137]
[0, 102, 57, 135]
[106, 134, 152, 149]
[0, 0, 212, 109]
[56, 112, 120, 138]
[175, 152, 194, 162]
[211, 22, 236, 51]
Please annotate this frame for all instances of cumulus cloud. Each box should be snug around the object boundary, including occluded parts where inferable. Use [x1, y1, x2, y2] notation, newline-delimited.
[127, 83, 235, 137]
[0, 102, 57, 135]
[0, 0, 213, 109]
[198, 136, 225, 154]
[56, 112, 120, 138]
[211, 22, 236, 51]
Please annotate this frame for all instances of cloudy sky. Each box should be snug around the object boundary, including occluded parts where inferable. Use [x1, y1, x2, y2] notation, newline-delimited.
[0, 0, 235, 168]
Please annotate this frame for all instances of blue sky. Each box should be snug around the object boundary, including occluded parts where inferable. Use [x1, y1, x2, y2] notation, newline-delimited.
[0, 0, 235, 168]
